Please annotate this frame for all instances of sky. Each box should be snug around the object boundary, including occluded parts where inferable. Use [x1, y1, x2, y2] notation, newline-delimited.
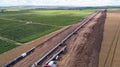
[0, 0, 120, 6]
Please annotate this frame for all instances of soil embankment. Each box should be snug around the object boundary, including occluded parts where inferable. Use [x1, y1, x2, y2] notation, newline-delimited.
[58, 11, 106, 67]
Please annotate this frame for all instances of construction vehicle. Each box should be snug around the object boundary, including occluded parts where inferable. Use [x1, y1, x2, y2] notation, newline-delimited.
[43, 61, 56, 67]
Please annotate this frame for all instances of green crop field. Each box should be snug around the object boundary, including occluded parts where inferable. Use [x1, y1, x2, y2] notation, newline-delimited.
[0, 40, 18, 54]
[0, 19, 24, 30]
[0, 24, 60, 43]
[0, 10, 94, 26]
[0, 9, 94, 54]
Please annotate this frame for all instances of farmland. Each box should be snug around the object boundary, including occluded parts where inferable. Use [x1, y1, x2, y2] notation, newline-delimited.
[0, 40, 18, 54]
[0, 10, 94, 26]
[99, 10, 120, 67]
[0, 24, 59, 43]
[0, 9, 94, 54]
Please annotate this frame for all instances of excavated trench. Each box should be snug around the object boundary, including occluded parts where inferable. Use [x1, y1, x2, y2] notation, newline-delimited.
[58, 11, 106, 67]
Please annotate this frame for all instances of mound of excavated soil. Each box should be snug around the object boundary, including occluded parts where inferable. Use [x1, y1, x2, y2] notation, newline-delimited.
[58, 11, 106, 67]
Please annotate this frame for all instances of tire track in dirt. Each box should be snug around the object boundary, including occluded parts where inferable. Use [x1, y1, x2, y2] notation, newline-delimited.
[103, 20, 120, 67]
[99, 10, 120, 67]
[110, 25, 120, 67]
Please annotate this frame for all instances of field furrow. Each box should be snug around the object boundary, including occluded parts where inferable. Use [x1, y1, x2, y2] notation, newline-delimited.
[99, 11, 120, 67]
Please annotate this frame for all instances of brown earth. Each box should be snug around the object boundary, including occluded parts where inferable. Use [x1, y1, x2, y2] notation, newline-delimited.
[58, 11, 106, 67]
[99, 10, 120, 67]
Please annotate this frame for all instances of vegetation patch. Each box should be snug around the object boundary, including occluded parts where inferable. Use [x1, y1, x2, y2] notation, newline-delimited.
[0, 19, 25, 30]
[0, 24, 60, 43]
[0, 10, 94, 26]
[0, 39, 18, 54]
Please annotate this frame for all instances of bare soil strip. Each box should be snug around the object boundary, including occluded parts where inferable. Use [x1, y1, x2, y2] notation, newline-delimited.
[0, 18, 24, 22]
[99, 11, 120, 67]
[26, 22, 64, 27]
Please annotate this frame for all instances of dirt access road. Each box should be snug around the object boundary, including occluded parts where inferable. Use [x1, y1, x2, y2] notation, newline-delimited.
[99, 10, 120, 67]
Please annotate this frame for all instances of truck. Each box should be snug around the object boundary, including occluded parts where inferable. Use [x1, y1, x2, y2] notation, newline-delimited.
[43, 61, 57, 67]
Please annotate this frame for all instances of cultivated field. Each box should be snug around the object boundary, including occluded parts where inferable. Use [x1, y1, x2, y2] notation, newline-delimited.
[99, 10, 120, 67]
[0, 40, 17, 54]
[0, 9, 94, 54]
[0, 24, 59, 43]
[0, 10, 94, 26]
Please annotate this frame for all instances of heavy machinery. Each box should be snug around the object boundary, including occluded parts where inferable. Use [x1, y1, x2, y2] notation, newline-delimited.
[43, 61, 56, 67]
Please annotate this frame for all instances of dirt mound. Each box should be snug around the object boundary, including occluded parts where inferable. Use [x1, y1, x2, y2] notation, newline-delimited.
[58, 12, 106, 67]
